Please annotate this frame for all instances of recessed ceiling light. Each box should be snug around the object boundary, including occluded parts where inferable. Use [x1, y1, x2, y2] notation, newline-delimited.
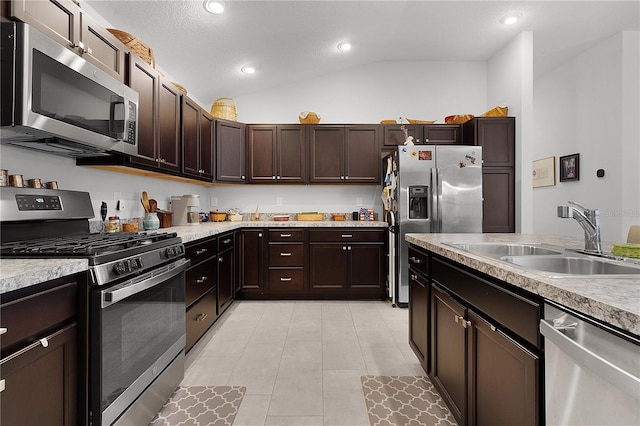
[337, 41, 352, 52]
[499, 14, 521, 25]
[204, 0, 225, 14]
[241, 65, 256, 74]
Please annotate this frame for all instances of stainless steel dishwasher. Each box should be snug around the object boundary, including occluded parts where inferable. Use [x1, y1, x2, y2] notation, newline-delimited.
[540, 301, 640, 425]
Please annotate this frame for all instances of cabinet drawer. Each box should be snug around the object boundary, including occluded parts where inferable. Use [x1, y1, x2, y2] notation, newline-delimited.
[269, 243, 304, 266]
[268, 269, 304, 291]
[408, 245, 429, 276]
[218, 232, 234, 252]
[432, 257, 542, 349]
[1, 281, 77, 354]
[185, 289, 218, 352]
[185, 237, 217, 266]
[308, 229, 385, 242]
[269, 229, 304, 242]
[185, 260, 216, 307]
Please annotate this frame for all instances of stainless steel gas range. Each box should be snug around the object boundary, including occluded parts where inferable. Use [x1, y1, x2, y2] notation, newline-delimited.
[0, 187, 188, 426]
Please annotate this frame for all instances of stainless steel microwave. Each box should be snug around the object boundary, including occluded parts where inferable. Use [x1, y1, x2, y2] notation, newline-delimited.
[0, 22, 138, 157]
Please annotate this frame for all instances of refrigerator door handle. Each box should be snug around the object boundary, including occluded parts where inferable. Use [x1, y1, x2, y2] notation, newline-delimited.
[433, 167, 442, 232]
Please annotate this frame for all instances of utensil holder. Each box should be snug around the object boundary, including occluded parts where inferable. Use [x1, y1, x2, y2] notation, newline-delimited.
[143, 212, 160, 231]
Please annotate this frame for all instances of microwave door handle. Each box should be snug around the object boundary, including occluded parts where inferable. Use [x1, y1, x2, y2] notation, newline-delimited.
[109, 95, 125, 140]
[101, 258, 189, 308]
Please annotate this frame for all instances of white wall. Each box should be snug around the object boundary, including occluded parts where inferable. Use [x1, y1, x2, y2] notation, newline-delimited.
[486, 32, 534, 233]
[532, 31, 640, 243]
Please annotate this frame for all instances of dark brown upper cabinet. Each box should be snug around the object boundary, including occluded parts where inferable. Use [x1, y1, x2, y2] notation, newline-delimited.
[182, 96, 214, 181]
[463, 117, 515, 167]
[309, 125, 380, 184]
[10, 0, 127, 82]
[216, 119, 246, 182]
[383, 124, 461, 147]
[127, 56, 181, 173]
[247, 125, 306, 183]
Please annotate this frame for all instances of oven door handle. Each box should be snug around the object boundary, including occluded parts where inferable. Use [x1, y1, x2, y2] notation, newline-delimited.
[101, 258, 190, 308]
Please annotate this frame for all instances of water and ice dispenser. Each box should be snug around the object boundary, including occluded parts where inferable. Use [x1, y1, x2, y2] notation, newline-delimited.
[409, 185, 428, 219]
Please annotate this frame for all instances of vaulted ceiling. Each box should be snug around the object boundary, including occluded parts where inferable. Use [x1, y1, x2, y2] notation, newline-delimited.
[84, 1, 639, 104]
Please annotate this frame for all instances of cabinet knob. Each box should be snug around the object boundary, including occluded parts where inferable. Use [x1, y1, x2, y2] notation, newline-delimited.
[343, 246, 347, 251]
[196, 276, 208, 284]
[347, 246, 351, 251]
[222, 238, 232, 244]
[218, 257, 224, 263]
[39, 337, 49, 348]
[276, 176, 281, 180]
[280, 234, 292, 238]
[0, 379, 5, 393]
[409, 256, 424, 264]
[195, 248, 208, 255]
[272, 175, 276, 180]
[345, 176, 349, 180]
[410, 274, 418, 280]
[340, 176, 345, 180]
[0, 327, 7, 335]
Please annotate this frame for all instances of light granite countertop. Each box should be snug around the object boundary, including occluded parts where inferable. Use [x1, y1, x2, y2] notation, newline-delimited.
[406, 233, 640, 337]
[0, 220, 387, 294]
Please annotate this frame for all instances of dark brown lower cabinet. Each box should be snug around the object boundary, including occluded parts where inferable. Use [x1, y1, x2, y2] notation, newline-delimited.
[431, 284, 467, 425]
[236, 229, 265, 296]
[468, 310, 539, 426]
[408, 270, 429, 373]
[217, 246, 234, 315]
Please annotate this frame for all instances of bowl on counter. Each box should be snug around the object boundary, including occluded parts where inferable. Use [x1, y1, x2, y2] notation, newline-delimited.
[209, 211, 227, 222]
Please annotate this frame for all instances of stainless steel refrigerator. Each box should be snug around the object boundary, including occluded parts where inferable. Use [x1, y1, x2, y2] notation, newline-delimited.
[382, 145, 483, 307]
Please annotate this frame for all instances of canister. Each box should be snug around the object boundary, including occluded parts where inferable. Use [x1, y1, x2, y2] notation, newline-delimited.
[0, 169, 8, 186]
[44, 181, 59, 189]
[27, 178, 42, 188]
[9, 174, 24, 187]
[107, 216, 121, 233]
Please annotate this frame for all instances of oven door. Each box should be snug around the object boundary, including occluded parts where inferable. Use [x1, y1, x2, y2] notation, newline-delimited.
[90, 258, 188, 426]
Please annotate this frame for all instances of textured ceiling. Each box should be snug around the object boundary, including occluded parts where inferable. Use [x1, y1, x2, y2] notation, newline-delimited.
[84, 1, 639, 105]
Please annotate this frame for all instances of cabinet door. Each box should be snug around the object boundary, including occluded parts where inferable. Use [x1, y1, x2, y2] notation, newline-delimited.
[277, 125, 307, 183]
[482, 167, 515, 233]
[423, 124, 460, 144]
[217, 248, 234, 314]
[409, 270, 429, 372]
[79, 12, 126, 82]
[0, 323, 78, 426]
[10, 0, 81, 52]
[464, 118, 515, 167]
[182, 97, 200, 177]
[128, 56, 158, 166]
[344, 125, 380, 183]
[308, 126, 344, 183]
[157, 80, 181, 172]
[467, 309, 539, 426]
[383, 124, 421, 146]
[308, 243, 348, 290]
[216, 120, 246, 182]
[431, 284, 466, 426]
[237, 230, 264, 292]
[348, 243, 384, 297]
[247, 125, 277, 183]
[199, 110, 215, 180]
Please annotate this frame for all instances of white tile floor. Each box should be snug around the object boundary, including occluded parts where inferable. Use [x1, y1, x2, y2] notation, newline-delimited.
[182, 300, 426, 426]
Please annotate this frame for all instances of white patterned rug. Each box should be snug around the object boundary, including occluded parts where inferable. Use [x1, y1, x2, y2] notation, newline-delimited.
[361, 375, 457, 426]
[149, 386, 245, 426]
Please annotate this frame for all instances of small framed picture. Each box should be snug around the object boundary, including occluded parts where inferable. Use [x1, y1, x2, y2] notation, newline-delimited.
[559, 153, 580, 182]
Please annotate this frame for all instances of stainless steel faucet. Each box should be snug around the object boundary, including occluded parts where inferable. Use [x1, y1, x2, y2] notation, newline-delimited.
[557, 201, 602, 254]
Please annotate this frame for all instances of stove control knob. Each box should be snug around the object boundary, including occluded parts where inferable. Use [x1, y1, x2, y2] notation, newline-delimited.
[113, 261, 130, 275]
[131, 258, 143, 270]
[164, 247, 177, 258]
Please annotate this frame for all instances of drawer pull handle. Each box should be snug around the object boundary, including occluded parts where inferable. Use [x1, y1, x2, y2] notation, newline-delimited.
[409, 256, 424, 264]
[0, 328, 6, 335]
[341, 234, 353, 238]
[454, 314, 460, 323]
[280, 234, 292, 238]
[39, 338, 49, 348]
[196, 276, 208, 284]
[0, 379, 4, 393]
[280, 277, 292, 282]
[195, 248, 208, 255]
[196, 313, 208, 321]
[222, 238, 232, 244]
[280, 252, 292, 256]
[490, 325, 497, 332]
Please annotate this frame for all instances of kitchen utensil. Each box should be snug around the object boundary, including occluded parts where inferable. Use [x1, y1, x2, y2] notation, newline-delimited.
[141, 191, 150, 212]
[149, 199, 158, 212]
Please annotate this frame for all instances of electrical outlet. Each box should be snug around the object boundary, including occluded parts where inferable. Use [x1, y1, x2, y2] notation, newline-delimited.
[276, 197, 283, 206]
[210, 197, 218, 207]
[356, 197, 363, 206]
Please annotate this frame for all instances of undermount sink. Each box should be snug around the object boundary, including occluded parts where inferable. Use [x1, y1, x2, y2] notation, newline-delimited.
[445, 242, 564, 258]
[501, 255, 640, 277]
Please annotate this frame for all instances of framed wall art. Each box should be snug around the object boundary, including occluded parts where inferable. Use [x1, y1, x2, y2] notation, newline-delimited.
[559, 153, 580, 182]
[532, 156, 556, 188]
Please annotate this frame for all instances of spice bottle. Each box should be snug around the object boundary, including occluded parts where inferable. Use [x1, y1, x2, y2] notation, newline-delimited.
[107, 216, 121, 233]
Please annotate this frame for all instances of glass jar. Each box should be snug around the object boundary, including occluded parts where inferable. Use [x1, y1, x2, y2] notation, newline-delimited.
[107, 216, 121, 233]
[143, 212, 160, 231]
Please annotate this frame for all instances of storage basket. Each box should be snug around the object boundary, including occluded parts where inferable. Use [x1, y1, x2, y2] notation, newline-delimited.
[210, 97, 238, 121]
[444, 114, 474, 124]
[172, 82, 188, 95]
[480, 106, 508, 117]
[299, 111, 321, 124]
[107, 28, 155, 67]
[407, 119, 436, 124]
